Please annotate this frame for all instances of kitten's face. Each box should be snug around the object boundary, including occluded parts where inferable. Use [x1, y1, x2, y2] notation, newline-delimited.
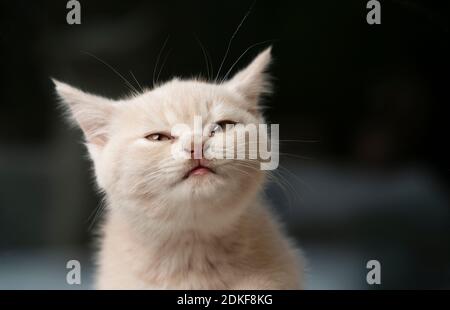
[106, 80, 265, 203]
[55, 48, 272, 221]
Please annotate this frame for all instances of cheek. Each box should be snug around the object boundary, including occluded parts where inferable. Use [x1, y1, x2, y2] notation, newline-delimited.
[129, 139, 170, 161]
[206, 128, 260, 160]
[221, 162, 264, 184]
[204, 135, 224, 159]
[91, 140, 125, 192]
[107, 140, 177, 197]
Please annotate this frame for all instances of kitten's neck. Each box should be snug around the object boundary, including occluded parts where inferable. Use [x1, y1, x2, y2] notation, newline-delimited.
[107, 191, 261, 240]
[105, 202, 257, 246]
[97, 194, 284, 289]
[100, 198, 264, 281]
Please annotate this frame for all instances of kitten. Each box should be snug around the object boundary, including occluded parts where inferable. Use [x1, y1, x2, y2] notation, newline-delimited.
[54, 47, 304, 289]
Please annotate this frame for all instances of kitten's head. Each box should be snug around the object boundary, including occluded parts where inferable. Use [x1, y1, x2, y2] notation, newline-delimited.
[54, 48, 273, 224]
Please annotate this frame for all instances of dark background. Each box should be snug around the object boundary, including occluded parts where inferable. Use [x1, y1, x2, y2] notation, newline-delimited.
[0, 0, 449, 289]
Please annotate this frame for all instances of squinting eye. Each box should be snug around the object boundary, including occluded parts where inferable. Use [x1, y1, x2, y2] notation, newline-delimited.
[210, 120, 237, 137]
[145, 133, 172, 141]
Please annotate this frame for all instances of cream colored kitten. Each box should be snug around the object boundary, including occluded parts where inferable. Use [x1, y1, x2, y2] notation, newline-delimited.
[54, 47, 304, 289]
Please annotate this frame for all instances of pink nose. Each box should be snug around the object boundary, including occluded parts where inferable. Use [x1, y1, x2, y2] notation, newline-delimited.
[184, 139, 204, 159]
[190, 143, 203, 159]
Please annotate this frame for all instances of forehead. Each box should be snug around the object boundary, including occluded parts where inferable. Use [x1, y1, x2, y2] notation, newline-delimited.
[118, 80, 242, 127]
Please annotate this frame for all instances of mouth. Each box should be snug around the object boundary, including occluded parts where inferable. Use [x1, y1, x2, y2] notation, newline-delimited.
[184, 163, 215, 179]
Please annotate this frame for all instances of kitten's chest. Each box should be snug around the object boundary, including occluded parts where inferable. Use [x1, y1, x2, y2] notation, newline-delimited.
[137, 235, 247, 289]
[97, 214, 255, 289]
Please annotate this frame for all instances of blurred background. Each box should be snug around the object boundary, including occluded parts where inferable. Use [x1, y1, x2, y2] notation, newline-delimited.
[0, 0, 449, 289]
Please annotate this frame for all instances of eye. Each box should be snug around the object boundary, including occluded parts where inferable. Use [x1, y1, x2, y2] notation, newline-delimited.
[210, 120, 237, 137]
[145, 133, 172, 141]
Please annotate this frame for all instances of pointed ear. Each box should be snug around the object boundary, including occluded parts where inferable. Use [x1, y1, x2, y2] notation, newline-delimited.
[53, 79, 116, 146]
[226, 47, 273, 109]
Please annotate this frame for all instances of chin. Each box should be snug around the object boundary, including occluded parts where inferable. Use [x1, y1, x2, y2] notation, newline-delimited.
[178, 173, 227, 202]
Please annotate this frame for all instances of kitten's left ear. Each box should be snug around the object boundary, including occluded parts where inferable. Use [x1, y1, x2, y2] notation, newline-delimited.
[226, 47, 272, 109]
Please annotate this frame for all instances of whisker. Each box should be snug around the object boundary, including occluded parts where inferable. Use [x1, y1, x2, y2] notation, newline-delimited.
[156, 48, 173, 84]
[153, 35, 170, 87]
[215, 0, 256, 82]
[267, 170, 296, 209]
[87, 196, 107, 231]
[278, 164, 317, 195]
[194, 34, 212, 81]
[129, 70, 143, 92]
[81, 51, 139, 95]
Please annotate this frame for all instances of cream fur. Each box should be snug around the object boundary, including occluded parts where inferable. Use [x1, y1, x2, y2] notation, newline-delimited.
[54, 47, 304, 289]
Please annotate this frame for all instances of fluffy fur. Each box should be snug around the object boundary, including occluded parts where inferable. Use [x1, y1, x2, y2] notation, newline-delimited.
[54, 47, 304, 289]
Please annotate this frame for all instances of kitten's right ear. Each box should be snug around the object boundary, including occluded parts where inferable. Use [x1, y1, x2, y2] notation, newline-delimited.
[52, 79, 116, 146]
